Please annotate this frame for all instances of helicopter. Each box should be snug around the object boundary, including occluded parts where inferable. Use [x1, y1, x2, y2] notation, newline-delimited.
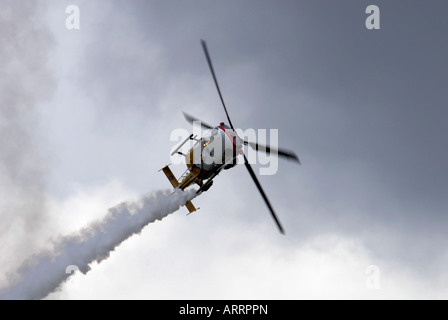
[160, 40, 300, 234]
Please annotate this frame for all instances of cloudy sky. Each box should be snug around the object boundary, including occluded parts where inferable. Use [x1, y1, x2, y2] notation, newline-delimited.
[1, 0, 448, 299]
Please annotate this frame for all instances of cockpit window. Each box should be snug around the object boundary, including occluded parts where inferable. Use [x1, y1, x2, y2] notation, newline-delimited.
[202, 135, 214, 147]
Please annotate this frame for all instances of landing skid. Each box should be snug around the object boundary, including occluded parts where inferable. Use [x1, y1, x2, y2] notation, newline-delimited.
[160, 164, 198, 214]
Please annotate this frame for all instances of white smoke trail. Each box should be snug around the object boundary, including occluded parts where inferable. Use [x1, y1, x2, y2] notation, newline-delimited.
[0, 188, 196, 300]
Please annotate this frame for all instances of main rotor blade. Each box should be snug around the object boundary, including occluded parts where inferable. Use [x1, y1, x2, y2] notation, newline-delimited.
[183, 112, 214, 129]
[244, 140, 301, 164]
[243, 154, 285, 234]
[201, 39, 235, 130]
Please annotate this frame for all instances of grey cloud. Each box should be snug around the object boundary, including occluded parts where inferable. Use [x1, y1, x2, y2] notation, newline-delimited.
[74, 0, 448, 256]
[0, 0, 55, 284]
[11, 0, 447, 298]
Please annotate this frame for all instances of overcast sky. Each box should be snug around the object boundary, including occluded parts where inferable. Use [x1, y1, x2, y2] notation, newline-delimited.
[1, 0, 448, 299]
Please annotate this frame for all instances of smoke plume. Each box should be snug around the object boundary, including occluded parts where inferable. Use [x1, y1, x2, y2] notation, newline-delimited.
[0, 188, 196, 300]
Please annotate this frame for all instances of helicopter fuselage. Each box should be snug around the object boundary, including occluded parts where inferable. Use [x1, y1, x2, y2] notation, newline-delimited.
[179, 123, 243, 189]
